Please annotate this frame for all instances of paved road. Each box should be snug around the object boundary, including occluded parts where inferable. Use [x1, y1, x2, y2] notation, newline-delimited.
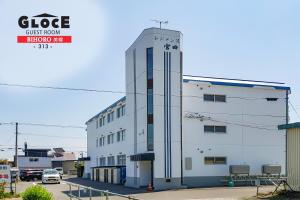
[15, 177, 276, 200]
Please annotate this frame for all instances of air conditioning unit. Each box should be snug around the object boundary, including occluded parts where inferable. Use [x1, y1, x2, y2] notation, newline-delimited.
[229, 165, 250, 175]
[262, 165, 281, 175]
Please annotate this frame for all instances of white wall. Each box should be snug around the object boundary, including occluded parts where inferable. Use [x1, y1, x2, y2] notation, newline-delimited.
[182, 81, 287, 177]
[18, 156, 52, 170]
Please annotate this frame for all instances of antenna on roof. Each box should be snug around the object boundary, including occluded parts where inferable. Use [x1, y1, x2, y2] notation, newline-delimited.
[151, 19, 168, 29]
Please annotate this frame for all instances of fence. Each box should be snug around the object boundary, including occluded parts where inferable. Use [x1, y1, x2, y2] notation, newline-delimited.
[66, 182, 140, 200]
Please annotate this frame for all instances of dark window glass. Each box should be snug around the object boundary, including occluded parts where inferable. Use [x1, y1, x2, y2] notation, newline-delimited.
[147, 47, 154, 151]
[147, 89, 153, 114]
[215, 126, 226, 133]
[204, 157, 214, 165]
[204, 125, 215, 132]
[147, 48, 153, 80]
[215, 157, 227, 164]
[204, 94, 214, 101]
[147, 114, 153, 124]
[117, 108, 121, 118]
[147, 79, 153, 89]
[204, 157, 226, 165]
[147, 124, 154, 151]
[215, 95, 226, 102]
[266, 98, 278, 101]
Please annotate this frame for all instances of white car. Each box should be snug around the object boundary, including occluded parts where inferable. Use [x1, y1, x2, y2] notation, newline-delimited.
[54, 167, 63, 178]
[42, 169, 60, 184]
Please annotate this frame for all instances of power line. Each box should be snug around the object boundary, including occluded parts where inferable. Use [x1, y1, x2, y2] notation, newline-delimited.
[0, 122, 85, 129]
[0, 82, 286, 101]
[289, 101, 300, 120]
[19, 132, 86, 139]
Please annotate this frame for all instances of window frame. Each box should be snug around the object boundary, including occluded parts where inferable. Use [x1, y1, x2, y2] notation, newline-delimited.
[204, 156, 227, 165]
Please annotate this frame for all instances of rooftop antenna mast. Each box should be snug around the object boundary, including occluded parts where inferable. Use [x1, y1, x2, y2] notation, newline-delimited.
[151, 19, 168, 29]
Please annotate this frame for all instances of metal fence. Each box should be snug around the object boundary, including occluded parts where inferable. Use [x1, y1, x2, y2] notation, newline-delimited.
[66, 182, 140, 200]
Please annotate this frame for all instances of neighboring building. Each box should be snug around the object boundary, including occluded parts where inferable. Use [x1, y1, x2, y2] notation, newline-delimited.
[278, 122, 300, 191]
[52, 148, 77, 174]
[85, 27, 290, 190]
[18, 143, 52, 170]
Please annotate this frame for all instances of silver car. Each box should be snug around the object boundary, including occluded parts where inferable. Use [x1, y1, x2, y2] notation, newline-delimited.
[42, 169, 60, 184]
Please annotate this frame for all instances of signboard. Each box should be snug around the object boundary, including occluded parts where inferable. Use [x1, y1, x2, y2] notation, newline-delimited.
[0, 165, 11, 183]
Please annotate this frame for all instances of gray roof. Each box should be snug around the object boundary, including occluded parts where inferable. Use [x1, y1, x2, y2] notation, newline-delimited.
[86, 96, 126, 124]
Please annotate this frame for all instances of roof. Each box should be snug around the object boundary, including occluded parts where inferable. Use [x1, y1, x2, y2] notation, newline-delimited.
[86, 96, 126, 124]
[52, 152, 76, 161]
[183, 75, 290, 91]
[278, 122, 300, 130]
[24, 148, 51, 152]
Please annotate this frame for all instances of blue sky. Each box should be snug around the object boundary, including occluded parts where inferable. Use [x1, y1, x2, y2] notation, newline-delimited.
[0, 0, 299, 160]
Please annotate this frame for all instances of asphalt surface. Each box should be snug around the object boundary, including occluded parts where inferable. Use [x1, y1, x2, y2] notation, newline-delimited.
[14, 177, 277, 200]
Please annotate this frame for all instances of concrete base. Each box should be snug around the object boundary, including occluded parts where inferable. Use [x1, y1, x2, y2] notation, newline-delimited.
[183, 176, 224, 188]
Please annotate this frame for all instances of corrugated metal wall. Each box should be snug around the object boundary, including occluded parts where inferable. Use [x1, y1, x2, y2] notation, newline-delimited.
[288, 128, 300, 191]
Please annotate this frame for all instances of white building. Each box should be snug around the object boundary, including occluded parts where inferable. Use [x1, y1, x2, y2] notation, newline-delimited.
[85, 28, 290, 190]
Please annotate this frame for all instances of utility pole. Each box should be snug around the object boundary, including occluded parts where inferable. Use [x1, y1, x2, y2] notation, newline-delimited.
[14, 122, 18, 168]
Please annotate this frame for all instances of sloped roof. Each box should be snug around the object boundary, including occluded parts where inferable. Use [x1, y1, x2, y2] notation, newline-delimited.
[52, 152, 76, 161]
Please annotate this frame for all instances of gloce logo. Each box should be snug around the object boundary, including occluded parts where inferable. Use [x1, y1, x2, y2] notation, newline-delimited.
[17, 13, 72, 49]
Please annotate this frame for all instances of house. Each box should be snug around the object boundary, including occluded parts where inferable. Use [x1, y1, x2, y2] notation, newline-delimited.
[52, 148, 77, 175]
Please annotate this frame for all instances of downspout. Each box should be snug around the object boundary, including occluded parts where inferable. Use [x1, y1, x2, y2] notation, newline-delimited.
[180, 51, 183, 185]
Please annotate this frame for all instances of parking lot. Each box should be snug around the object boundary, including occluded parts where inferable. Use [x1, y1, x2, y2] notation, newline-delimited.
[12, 176, 280, 200]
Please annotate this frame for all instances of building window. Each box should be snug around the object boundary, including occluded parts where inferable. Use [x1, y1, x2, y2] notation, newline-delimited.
[107, 111, 114, 123]
[107, 134, 114, 144]
[204, 125, 227, 133]
[96, 157, 99, 166]
[96, 138, 98, 147]
[204, 94, 226, 102]
[117, 155, 126, 166]
[100, 157, 106, 166]
[147, 47, 154, 151]
[29, 158, 39, 162]
[117, 130, 125, 142]
[117, 105, 126, 118]
[99, 136, 105, 147]
[107, 156, 115, 166]
[204, 157, 227, 165]
[96, 120, 98, 129]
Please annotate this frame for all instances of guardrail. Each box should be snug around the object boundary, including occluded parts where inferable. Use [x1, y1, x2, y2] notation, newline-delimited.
[65, 182, 140, 200]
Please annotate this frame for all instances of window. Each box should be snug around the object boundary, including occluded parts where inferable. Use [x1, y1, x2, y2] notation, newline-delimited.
[117, 130, 125, 142]
[99, 136, 105, 147]
[215, 95, 226, 102]
[107, 134, 114, 144]
[29, 158, 39, 162]
[107, 156, 115, 166]
[96, 157, 99, 166]
[204, 125, 227, 133]
[204, 94, 226, 102]
[117, 105, 126, 118]
[107, 111, 114, 123]
[117, 155, 126, 166]
[98, 116, 106, 127]
[96, 120, 98, 128]
[147, 47, 154, 151]
[96, 138, 98, 147]
[266, 98, 278, 101]
[100, 157, 106, 166]
[204, 94, 214, 102]
[204, 157, 227, 165]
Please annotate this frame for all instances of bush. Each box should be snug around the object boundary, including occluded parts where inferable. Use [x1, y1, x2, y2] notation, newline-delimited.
[22, 185, 53, 200]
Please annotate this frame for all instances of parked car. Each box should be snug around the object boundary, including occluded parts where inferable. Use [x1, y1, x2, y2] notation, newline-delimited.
[54, 167, 63, 178]
[42, 169, 60, 184]
[20, 169, 43, 181]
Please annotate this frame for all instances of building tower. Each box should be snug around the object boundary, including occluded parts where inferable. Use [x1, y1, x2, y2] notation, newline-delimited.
[125, 28, 183, 189]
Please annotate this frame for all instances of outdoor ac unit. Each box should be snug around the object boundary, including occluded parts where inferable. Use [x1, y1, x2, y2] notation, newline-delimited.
[229, 165, 250, 175]
[262, 165, 281, 175]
